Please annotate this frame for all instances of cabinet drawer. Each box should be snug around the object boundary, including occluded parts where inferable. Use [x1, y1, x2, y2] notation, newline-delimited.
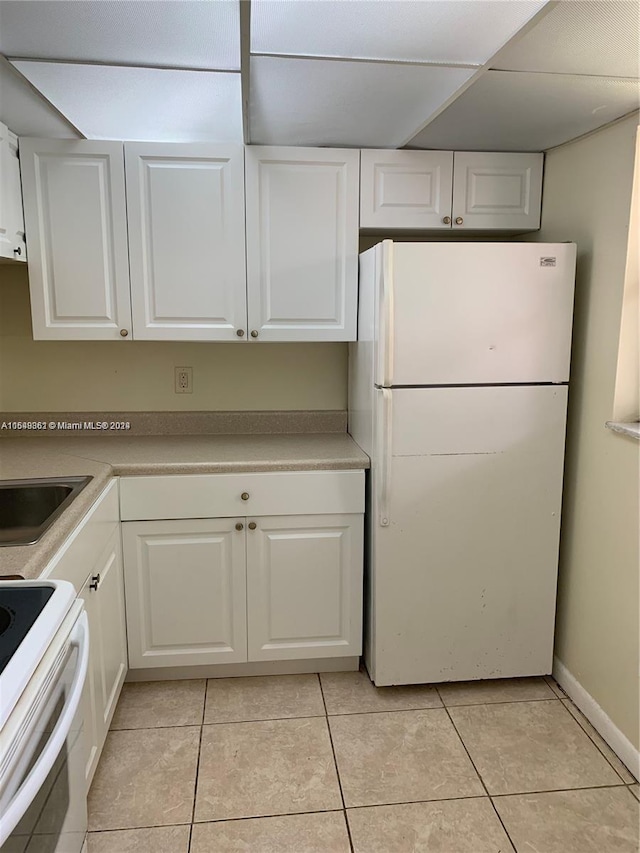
[120, 470, 365, 520]
[42, 479, 119, 593]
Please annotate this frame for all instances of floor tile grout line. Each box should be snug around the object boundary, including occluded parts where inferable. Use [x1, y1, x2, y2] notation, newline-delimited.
[326, 696, 561, 716]
[544, 674, 568, 699]
[87, 823, 192, 835]
[490, 782, 632, 798]
[109, 698, 567, 732]
[557, 697, 637, 784]
[109, 722, 204, 732]
[437, 696, 560, 709]
[86, 782, 636, 838]
[438, 692, 519, 853]
[318, 672, 355, 853]
[187, 686, 207, 843]
[191, 807, 350, 827]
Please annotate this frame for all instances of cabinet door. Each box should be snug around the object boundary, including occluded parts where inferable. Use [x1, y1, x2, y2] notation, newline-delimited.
[19, 138, 132, 339]
[245, 146, 359, 342]
[360, 149, 453, 230]
[0, 123, 26, 261]
[82, 527, 127, 785]
[125, 143, 247, 341]
[246, 514, 363, 661]
[123, 518, 247, 668]
[452, 152, 543, 231]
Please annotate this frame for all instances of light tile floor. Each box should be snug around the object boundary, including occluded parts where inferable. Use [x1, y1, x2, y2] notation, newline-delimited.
[87, 671, 639, 852]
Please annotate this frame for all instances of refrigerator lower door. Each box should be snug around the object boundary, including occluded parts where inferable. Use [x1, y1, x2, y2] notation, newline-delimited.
[366, 384, 568, 686]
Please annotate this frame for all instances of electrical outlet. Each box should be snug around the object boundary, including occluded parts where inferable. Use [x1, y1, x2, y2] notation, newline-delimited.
[175, 367, 193, 394]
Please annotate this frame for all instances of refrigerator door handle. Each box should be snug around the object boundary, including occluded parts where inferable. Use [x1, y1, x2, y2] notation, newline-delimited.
[378, 387, 392, 526]
[378, 240, 394, 387]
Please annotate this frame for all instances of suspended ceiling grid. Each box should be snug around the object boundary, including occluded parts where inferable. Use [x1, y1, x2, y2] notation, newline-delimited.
[0, 0, 638, 152]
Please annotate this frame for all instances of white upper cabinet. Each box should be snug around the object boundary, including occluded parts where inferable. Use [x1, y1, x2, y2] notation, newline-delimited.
[20, 139, 132, 339]
[360, 149, 543, 232]
[452, 152, 543, 231]
[0, 123, 27, 262]
[245, 146, 360, 341]
[360, 149, 453, 230]
[125, 143, 247, 341]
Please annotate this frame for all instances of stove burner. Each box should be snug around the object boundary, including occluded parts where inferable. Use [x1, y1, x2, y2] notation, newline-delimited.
[0, 604, 14, 636]
[0, 586, 55, 675]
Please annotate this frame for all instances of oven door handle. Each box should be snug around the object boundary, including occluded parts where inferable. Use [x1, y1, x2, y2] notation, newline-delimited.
[0, 611, 89, 846]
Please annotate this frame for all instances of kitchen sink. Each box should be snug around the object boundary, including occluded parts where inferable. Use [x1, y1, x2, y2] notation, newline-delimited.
[0, 476, 93, 547]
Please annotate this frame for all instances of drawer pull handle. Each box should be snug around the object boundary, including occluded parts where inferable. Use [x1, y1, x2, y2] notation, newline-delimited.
[248, 521, 257, 530]
[89, 574, 101, 591]
[241, 492, 250, 501]
[235, 522, 244, 531]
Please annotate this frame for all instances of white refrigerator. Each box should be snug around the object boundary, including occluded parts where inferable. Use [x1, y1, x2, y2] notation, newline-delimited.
[349, 240, 576, 686]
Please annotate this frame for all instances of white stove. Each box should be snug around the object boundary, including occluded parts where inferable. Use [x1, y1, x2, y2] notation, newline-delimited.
[0, 579, 89, 851]
[0, 580, 76, 727]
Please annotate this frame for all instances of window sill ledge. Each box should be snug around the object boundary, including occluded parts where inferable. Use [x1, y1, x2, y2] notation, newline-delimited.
[605, 421, 640, 440]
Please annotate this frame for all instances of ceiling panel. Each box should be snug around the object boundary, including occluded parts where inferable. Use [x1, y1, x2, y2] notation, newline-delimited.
[250, 56, 475, 147]
[494, 1, 640, 78]
[11, 62, 242, 143]
[0, 0, 240, 70]
[407, 71, 640, 152]
[251, 0, 546, 65]
[0, 59, 80, 138]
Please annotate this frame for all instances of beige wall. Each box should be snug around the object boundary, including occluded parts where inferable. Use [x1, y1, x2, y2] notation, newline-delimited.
[535, 113, 640, 749]
[0, 265, 348, 412]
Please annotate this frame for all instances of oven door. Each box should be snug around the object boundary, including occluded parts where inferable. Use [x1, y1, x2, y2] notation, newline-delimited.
[0, 606, 89, 853]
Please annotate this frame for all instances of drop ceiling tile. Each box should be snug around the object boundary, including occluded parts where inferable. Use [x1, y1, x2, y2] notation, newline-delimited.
[407, 71, 640, 152]
[0, 0, 240, 70]
[250, 56, 476, 147]
[0, 59, 79, 137]
[494, 1, 640, 78]
[11, 62, 242, 143]
[251, 0, 546, 66]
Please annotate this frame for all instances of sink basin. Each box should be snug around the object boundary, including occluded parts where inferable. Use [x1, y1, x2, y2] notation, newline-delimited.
[0, 476, 93, 546]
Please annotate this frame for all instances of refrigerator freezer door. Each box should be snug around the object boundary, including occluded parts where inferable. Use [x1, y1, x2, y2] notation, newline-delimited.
[376, 242, 576, 387]
[366, 385, 568, 686]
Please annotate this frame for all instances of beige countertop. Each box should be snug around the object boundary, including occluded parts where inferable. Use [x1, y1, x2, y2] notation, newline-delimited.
[0, 432, 369, 579]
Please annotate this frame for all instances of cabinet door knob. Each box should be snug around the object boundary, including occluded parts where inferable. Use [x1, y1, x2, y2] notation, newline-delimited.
[236, 329, 245, 337]
[248, 521, 257, 530]
[235, 522, 244, 531]
[250, 330, 259, 339]
[120, 329, 129, 337]
[241, 492, 250, 501]
[442, 216, 451, 225]
[13, 246, 22, 256]
[455, 217, 464, 225]
[89, 573, 101, 591]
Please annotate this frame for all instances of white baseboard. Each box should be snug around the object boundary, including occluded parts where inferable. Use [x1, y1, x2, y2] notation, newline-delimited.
[553, 656, 640, 780]
[125, 656, 360, 682]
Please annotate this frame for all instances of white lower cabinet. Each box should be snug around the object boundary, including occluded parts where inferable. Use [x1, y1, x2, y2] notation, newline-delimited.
[120, 470, 365, 670]
[43, 480, 127, 787]
[247, 514, 363, 661]
[82, 526, 128, 784]
[122, 518, 247, 668]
